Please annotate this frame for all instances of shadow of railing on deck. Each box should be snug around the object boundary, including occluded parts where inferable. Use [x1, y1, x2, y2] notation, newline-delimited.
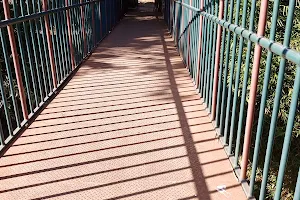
[159, 29, 211, 199]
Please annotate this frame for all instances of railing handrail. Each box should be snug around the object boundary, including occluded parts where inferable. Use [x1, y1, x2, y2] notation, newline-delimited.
[0, 0, 103, 28]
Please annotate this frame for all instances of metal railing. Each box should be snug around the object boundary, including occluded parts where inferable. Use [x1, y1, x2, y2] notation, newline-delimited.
[164, 0, 300, 199]
[0, 0, 125, 151]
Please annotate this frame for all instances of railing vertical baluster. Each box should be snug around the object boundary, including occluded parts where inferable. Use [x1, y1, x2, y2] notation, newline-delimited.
[199, 0, 207, 96]
[0, 121, 5, 146]
[185, 1, 189, 67]
[112, 0, 115, 27]
[172, 0, 177, 44]
[228, 0, 248, 154]
[211, 0, 224, 120]
[63, 0, 72, 73]
[182, 1, 186, 65]
[99, 1, 103, 40]
[54, 0, 64, 83]
[105, 0, 108, 35]
[174, 0, 176, 41]
[186, 0, 192, 72]
[179, 2, 182, 51]
[170, 0, 173, 33]
[176, 1, 181, 47]
[206, 0, 215, 109]
[88, 3, 92, 50]
[185, 1, 188, 65]
[170, 0, 172, 30]
[204, 0, 212, 104]
[208, 0, 218, 112]
[86, 3, 90, 50]
[177, 1, 181, 50]
[72, 3, 81, 61]
[174, 0, 178, 43]
[49, 0, 61, 84]
[274, 65, 300, 200]
[100, 0, 104, 39]
[190, 0, 195, 81]
[66, 0, 76, 69]
[2, 0, 29, 121]
[189, 0, 193, 76]
[78, 3, 84, 57]
[195, 0, 199, 80]
[179, 1, 182, 52]
[95, 1, 98, 42]
[59, 0, 69, 76]
[202, 0, 210, 101]
[109, 0, 112, 30]
[294, 168, 300, 200]
[192, 0, 198, 82]
[196, 0, 204, 88]
[92, 1, 96, 47]
[180, 1, 184, 56]
[48, 3, 60, 86]
[240, 0, 268, 181]
[81, 0, 87, 56]
[223, 0, 242, 145]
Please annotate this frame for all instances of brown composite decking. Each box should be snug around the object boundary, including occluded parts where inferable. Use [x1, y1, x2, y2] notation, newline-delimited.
[0, 7, 246, 200]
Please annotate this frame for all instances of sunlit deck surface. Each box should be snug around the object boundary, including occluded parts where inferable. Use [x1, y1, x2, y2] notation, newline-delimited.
[0, 6, 246, 200]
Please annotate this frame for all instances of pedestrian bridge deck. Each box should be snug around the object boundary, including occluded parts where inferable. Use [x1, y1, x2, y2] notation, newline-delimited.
[0, 9, 246, 200]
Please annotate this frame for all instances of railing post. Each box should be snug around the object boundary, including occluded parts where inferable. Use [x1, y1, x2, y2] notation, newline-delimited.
[211, 0, 224, 120]
[240, 0, 268, 181]
[2, 0, 28, 120]
[42, 0, 57, 88]
[80, 0, 87, 55]
[65, 0, 76, 69]
[196, 0, 204, 88]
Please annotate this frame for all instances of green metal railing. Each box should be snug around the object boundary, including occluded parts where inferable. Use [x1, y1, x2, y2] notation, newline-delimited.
[164, 0, 300, 199]
[0, 0, 125, 151]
